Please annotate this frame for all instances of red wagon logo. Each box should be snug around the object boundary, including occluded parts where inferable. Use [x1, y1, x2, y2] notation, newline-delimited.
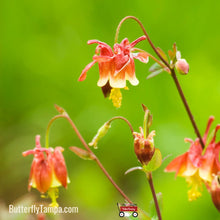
[117, 203, 138, 218]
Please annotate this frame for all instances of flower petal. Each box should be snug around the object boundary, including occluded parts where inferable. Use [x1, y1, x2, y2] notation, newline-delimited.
[93, 55, 113, 63]
[130, 36, 146, 48]
[114, 54, 130, 72]
[188, 141, 203, 167]
[88, 40, 111, 49]
[180, 155, 198, 176]
[133, 51, 149, 63]
[34, 158, 53, 193]
[97, 61, 113, 87]
[88, 40, 113, 56]
[211, 124, 220, 143]
[52, 147, 68, 188]
[28, 160, 36, 191]
[110, 69, 126, 88]
[125, 59, 139, 86]
[203, 116, 215, 143]
[199, 145, 215, 182]
[184, 138, 194, 144]
[78, 60, 97, 81]
[164, 153, 187, 176]
[214, 142, 220, 170]
[35, 135, 41, 148]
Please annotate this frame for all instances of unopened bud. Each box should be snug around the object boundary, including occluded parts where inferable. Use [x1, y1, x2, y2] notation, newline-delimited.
[89, 122, 111, 149]
[175, 59, 189, 75]
[133, 130, 155, 166]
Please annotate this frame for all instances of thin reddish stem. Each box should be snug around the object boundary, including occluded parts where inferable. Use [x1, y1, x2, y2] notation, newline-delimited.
[170, 69, 205, 149]
[46, 114, 132, 203]
[108, 116, 134, 136]
[115, 16, 205, 149]
[115, 16, 170, 68]
[147, 172, 162, 220]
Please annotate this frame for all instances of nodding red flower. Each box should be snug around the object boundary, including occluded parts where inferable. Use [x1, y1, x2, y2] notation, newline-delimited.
[22, 135, 69, 193]
[78, 36, 149, 107]
[165, 116, 220, 202]
[165, 138, 204, 201]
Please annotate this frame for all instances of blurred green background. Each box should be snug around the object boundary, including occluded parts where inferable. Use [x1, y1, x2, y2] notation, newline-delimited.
[0, 0, 220, 219]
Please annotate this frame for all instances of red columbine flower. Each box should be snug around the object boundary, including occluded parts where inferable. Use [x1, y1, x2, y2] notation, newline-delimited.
[78, 36, 149, 107]
[22, 135, 68, 193]
[165, 138, 204, 201]
[164, 116, 219, 201]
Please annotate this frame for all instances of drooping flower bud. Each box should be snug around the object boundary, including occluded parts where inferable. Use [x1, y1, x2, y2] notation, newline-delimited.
[89, 122, 111, 149]
[133, 128, 155, 166]
[175, 58, 189, 75]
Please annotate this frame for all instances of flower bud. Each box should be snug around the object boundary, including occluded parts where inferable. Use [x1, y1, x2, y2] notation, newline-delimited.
[89, 122, 111, 148]
[175, 59, 189, 75]
[133, 129, 155, 166]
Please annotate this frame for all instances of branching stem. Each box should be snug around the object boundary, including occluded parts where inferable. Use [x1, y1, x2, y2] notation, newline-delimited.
[115, 16, 205, 149]
[46, 113, 132, 203]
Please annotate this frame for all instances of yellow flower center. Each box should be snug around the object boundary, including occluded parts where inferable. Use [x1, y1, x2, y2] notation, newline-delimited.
[109, 88, 122, 108]
[186, 172, 203, 201]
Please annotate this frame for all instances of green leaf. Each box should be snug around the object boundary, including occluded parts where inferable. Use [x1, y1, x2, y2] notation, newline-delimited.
[143, 149, 162, 172]
[149, 63, 162, 73]
[147, 69, 164, 79]
[149, 192, 163, 220]
[125, 166, 143, 175]
[69, 147, 95, 160]
[172, 43, 177, 55]
[156, 47, 169, 63]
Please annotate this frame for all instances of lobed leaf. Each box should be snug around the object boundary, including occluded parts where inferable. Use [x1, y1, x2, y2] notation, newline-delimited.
[143, 149, 162, 172]
[147, 69, 164, 79]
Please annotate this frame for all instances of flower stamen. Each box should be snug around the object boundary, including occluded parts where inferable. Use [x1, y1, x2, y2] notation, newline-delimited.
[109, 88, 122, 108]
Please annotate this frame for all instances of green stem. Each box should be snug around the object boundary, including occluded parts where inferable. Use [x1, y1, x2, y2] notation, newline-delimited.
[46, 114, 132, 203]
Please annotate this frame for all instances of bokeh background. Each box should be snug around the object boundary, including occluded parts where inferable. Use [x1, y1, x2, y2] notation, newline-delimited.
[1, 0, 220, 219]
